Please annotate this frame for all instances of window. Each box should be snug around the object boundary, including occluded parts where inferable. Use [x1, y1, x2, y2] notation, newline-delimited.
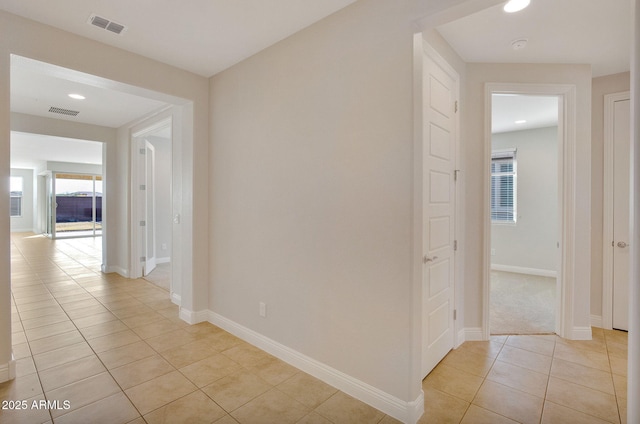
[10, 176, 23, 217]
[491, 149, 517, 223]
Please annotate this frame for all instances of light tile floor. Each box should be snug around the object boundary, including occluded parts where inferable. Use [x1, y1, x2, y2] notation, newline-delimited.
[422, 331, 628, 424]
[1, 233, 629, 423]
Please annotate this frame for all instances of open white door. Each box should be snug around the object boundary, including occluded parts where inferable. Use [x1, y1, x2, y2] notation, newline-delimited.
[422, 48, 457, 377]
[138, 139, 157, 276]
[612, 97, 631, 331]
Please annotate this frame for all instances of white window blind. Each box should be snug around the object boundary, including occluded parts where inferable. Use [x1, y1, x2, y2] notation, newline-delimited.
[491, 149, 517, 223]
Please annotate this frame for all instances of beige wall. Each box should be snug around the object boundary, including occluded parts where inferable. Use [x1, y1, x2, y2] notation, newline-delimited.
[210, 0, 422, 403]
[464, 63, 593, 332]
[591, 72, 631, 320]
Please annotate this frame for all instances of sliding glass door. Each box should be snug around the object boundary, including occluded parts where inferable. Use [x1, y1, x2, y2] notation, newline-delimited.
[52, 173, 102, 238]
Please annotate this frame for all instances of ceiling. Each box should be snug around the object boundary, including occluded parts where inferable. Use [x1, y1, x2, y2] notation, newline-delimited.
[11, 132, 102, 169]
[4, 0, 634, 165]
[492, 94, 558, 134]
[437, 0, 631, 133]
[0, 0, 357, 78]
[437, 0, 631, 78]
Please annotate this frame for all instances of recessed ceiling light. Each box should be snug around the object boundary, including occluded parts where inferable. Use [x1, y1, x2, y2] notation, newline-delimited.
[68, 94, 86, 100]
[504, 0, 530, 13]
[515, 120, 527, 124]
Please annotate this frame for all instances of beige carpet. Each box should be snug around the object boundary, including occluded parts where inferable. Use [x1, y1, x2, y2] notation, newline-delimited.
[490, 270, 556, 335]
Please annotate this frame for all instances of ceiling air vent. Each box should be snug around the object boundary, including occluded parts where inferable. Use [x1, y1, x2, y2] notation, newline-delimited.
[49, 106, 80, 117]
[88, 14, 127, 35]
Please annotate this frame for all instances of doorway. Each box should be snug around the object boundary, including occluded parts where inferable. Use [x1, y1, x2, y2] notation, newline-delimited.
[489, 94, 559, 335]
[131, 117, 173, 292]
[483, 83, 577, 340]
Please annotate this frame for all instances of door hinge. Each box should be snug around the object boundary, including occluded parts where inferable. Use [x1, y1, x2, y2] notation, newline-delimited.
[454, 101, 458, 113]
[612, 241, 615, 247]
[140, 184, 146, 190]
[140, 220, 146, 227]
[454, 169, 461, 181]
[453, 309, 457, 320]
[139, 148, 146, 154]
[454, 240, 458, 251]
[140, 256, 146, 262]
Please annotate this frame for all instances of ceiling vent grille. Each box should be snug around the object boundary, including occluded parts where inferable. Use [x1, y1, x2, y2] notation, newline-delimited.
[49, 106, 80, 117]
[88, 14, 127, 35]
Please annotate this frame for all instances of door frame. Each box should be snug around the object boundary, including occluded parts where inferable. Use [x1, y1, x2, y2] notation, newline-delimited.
[130, 116, 172, 279]
[602, 90, 631, 330]
[415, 40, 463, 376]
[483, 83, 576, 339]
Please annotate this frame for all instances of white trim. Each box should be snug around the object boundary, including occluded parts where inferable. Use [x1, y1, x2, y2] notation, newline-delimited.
[10, 228, 36, 233]
[170, 292, 181, 306]
[464, 327, 485, 341]
[602, 91, 631, 331]
[491, 264, 557, 278]
[456, 328, 466, 347]
[484, 83, 576, 340]
[209, 311, 424, 423]
[156, 257, 171, 264]
[101, 265, 129, 278]
[591, 315, 603, 329]
[178, 307, 208, 324]
[570, 326, 593, 340]
[0, 356, 16, 383]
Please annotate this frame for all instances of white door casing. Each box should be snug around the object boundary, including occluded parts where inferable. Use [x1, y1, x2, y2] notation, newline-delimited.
[603, 91, 631, 331]
[422, 46, 458, 377]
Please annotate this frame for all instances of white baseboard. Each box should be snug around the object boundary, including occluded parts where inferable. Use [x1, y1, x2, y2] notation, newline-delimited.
[170, 292, 181, 306]
[156, 257, 171, 264]
[491, 264, 557, 278]
[179, 308, 209, 325]
[10, 228, 35, 233]
[591, 315, 603, 329]
[102, 265, 129, 278]
[570, 326, 593, 340]
[464, 327, 485, 341]
[209, 311, 424, 423]
[456, 328, 466, 347]
[0, 356, 16, 383]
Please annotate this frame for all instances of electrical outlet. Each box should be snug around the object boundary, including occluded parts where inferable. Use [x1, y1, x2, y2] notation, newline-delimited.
[259, 302, 267, 318]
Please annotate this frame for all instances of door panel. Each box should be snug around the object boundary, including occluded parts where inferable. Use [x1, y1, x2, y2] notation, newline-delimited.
[612, 98, 630, 331]
[422, 52, 457, 377]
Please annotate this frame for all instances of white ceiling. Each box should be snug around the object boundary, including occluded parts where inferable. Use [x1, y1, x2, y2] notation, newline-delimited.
[0, 0, 357, 78]
[11, 56, 169, 128]
[11, 132, 102, 169]
[437, 0, 632, 78]
[492, 94, 558, 134]
[438, 0, 631, 133]
[3, 0, 633, 165]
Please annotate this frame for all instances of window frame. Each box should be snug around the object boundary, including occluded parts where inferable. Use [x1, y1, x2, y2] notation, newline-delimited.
[490, 148, 517, 224]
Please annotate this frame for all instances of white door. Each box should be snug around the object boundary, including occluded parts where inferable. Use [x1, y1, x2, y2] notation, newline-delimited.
[422, 51, 457, 377]
[612, 98, 631, 331]
[139, 139, 157, 276]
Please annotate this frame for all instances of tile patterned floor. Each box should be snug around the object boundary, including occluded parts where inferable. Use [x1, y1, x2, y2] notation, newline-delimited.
[422, 331, 628, 424]
[1, 233, 629, 423]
